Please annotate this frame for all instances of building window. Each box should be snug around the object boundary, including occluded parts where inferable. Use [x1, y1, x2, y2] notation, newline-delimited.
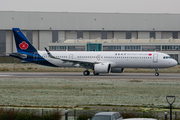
[142, 45, 160, 51]
[101, 31, 107, 39]
[52, 30, 58, 43]
[57, 46, 66, 50]
[150, 31, 155, 39]
[77, 31, 83, 39]
[173, 31, 178, 39]
[122, 46, 141, 50]
[68, 46, 85, 51]
[26, 30, 33, 44]
[103, 46, 121, 51]
[49, 46, 56, 50]
[162, 45, 179, 50]
[49, 46, 67, 51]
[87, 43, 102, 51]
[126, 31, 131, 39]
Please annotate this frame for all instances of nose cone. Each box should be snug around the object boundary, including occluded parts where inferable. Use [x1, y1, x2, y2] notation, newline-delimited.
[171, 59, 178, 67]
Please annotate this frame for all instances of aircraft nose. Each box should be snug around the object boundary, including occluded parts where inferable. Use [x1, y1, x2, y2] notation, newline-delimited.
[172, 59, 178, 66]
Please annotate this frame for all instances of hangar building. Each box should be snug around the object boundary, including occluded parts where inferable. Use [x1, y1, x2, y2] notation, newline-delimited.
[0, 11, 180, 63]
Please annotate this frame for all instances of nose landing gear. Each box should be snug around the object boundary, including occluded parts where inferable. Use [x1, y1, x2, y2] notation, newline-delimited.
[155, 68, 159, 76]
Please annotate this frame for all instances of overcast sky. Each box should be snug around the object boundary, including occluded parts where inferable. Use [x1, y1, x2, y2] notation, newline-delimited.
[1, 0, 180, 13]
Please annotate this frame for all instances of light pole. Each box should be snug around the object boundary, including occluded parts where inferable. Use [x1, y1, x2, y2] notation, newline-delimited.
[166, 96, 176, 120]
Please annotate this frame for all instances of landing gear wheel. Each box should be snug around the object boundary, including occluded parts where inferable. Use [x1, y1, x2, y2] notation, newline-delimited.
[155, 73, 159, 76]
[93, 71, 99, 75]
[83, 71, 90, 76]
[155, 68, 159, 76]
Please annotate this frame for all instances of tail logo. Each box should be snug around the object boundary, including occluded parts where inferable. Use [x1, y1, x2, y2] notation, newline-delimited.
[19, 41, 29, 50]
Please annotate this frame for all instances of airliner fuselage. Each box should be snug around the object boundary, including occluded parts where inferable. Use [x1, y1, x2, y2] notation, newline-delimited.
[37, 51, 177, 71]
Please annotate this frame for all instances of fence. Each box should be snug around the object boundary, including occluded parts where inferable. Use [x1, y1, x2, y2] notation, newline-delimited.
[3, 108, 180, 120]
[1, 107, 180, 120]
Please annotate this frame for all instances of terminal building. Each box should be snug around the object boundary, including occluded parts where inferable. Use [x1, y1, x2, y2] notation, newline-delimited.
[0, 11, 180, 63]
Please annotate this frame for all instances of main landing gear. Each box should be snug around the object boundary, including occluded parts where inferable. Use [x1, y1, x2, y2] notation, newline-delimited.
[155, 68, 159, 76]
[93, 71, 99, 75]
[83, 70, 90, 76]
[83, 70, 99, 76]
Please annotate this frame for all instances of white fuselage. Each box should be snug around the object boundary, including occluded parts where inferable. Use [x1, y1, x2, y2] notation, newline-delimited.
[37, 51, 177, 69]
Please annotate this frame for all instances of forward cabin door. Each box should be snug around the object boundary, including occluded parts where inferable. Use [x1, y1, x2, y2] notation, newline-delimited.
[153, 53, 158, 63]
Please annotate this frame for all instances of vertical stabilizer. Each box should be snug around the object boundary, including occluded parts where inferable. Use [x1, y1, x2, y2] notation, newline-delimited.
[12, 28, 37, 53]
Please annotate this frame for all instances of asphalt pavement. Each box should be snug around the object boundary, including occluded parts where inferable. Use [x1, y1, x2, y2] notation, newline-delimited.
[0, 72, 179, 79]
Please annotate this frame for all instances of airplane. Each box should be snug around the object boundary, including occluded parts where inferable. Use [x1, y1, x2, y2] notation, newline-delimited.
[10, 28, 177, 76]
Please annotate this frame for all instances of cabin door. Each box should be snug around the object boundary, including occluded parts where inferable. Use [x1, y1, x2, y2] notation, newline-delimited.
[69, 54, 73, 59]
[153, 53, 158, 63]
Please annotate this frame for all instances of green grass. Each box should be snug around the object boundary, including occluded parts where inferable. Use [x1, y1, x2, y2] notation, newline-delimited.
[0, 78, 180, 108]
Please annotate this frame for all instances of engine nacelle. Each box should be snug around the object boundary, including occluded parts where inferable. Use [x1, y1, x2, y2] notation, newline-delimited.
[94, 63, 111, 73]
[110, 68, 124, 73]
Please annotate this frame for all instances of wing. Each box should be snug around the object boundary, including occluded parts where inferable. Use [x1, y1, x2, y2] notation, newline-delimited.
[60, 58, 101, 67]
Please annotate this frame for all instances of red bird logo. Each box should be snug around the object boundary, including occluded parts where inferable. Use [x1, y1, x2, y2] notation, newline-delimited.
[148, 53, 152, 56]
[19, 42, 29, 50]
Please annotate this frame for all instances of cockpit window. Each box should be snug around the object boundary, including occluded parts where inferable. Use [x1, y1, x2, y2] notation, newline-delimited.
[163, 56, 172, 59]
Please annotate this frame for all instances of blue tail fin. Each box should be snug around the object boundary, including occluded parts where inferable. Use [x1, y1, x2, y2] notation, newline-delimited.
[12, 28, 37, 53]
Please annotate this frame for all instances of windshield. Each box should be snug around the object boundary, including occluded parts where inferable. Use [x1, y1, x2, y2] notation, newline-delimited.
[91, 115, 111, 120]
[163, 56, 172, 59]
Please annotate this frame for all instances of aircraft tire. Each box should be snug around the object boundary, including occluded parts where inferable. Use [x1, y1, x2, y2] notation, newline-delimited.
[93, 71, 99, 75]
[83, 71, 90, 76]
[155, 73, 159, 76]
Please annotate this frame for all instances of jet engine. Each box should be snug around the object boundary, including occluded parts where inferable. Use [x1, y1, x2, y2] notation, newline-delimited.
[110, 68, 124, 73]
[94, 63, 111, 73]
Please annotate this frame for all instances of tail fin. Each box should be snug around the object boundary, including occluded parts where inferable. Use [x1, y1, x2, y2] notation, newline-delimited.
[12, 28, 37, 53]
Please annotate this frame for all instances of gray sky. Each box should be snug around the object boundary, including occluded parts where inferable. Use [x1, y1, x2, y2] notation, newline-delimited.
[1, 0, 180, 13]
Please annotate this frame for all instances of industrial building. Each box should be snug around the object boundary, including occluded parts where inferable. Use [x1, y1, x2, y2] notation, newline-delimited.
[0, 11, 180, 63]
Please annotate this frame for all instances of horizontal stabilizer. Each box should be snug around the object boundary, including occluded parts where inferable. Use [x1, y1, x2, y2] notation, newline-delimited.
[9, 53, 27, 59]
